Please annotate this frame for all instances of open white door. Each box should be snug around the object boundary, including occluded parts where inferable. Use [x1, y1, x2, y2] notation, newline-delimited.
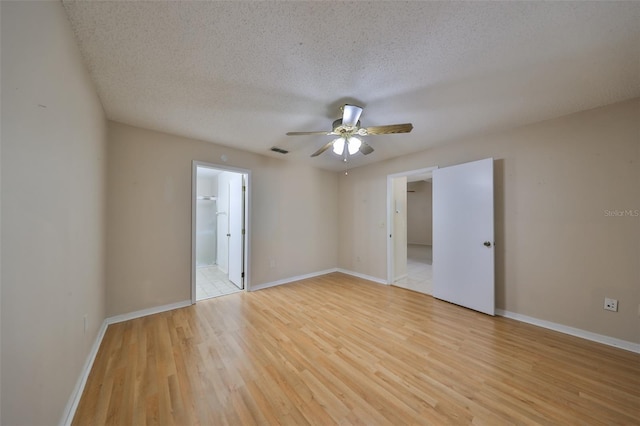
[228, 174, 244, 289]
[433, 158, 494, 315]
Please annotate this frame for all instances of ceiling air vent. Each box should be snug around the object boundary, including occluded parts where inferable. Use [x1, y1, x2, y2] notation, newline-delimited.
[270, 147, 289, 154]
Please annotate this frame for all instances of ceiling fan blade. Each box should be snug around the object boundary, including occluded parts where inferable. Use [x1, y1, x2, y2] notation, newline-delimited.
[310, 140, 335, 157]
[342, 104, 363, 127]
[286, 131, 334, 136]
[364, 123, 413, 135]
[359, 141, 374, 155]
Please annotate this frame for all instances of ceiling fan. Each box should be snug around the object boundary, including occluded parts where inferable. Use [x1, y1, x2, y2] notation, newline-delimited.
[286, 105, 413, 158]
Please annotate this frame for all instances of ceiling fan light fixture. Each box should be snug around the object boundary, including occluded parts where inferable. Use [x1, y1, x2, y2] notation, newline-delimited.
[332, 137, 345, 155]
[347, 136, 361, 155]
[286, 104, 412, 158]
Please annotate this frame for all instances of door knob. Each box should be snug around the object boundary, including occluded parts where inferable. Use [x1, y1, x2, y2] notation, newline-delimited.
[483, 241, 492, 247]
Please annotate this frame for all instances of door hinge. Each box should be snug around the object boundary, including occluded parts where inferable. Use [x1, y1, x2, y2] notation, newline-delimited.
[241, 272, 245, 278]
[242, 229, 245, 235]
[242, 185, 246, 192]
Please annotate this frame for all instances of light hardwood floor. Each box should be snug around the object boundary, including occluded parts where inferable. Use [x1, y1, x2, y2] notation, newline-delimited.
[73, 273, 640, 425]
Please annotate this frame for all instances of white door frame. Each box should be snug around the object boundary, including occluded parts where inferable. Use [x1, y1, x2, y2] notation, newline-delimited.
[386, 166, 438, 284]
[191, 161, 252, 303]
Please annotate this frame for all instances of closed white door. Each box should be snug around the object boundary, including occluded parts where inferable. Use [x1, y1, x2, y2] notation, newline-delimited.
[433, 158, 495, 315]
[228, 174, 244, 289]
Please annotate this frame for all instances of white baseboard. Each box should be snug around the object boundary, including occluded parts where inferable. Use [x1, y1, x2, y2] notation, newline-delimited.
[496, 309, 640, 354]
[250, 268, 339, 291]
[106, 300, 192, 325]
[336, 268, 388, 285]
[60, 319, 109, 426]
[394, 273, 408, 282]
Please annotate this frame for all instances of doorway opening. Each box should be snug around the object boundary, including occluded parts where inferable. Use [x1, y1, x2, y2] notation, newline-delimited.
[388, 159, 495, 314]
[191, 161, 250, 303]
[387, 167, 436, 295]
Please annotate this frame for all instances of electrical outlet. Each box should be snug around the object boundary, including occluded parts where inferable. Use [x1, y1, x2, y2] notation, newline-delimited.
[604, 298, 618, 312]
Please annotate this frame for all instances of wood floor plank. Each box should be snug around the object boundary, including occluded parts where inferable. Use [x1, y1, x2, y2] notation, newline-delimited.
[73, 273, 640, 425]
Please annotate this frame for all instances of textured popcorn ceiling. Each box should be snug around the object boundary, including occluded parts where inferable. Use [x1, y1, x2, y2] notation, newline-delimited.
[62, 1, 640, 171]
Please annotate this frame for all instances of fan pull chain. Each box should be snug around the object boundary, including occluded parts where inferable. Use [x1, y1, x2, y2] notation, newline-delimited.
[344, 150, 349, 175]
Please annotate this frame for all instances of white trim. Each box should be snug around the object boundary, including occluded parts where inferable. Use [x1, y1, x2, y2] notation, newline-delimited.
[250, 268, 339, 291]
[60, 320, 109, 426]
[191, 162, 198, 303]
[386, 176, 395, 284]
[243, 173, 252, 291]
[496, 309, 640, 354]
[337, 268, 388, 285]
[106, 300, 192, 325]
[191, 161, 252, 299]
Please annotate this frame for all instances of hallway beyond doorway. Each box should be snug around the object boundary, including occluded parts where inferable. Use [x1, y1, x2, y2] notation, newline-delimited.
[394, 244, 432, 295]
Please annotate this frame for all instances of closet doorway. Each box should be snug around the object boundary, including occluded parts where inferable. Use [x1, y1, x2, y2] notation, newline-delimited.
[191, 161, 250, 302]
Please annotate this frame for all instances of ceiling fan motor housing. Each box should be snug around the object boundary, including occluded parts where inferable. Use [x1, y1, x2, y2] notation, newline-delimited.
[332, 119, 361, 136]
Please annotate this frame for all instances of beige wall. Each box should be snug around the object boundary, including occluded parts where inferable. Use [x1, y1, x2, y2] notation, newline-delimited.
[1, 2, 107, 424]
[407, 181, 433, 245]
[338, 99, 640, 343]
[106, 122, 338, 316]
